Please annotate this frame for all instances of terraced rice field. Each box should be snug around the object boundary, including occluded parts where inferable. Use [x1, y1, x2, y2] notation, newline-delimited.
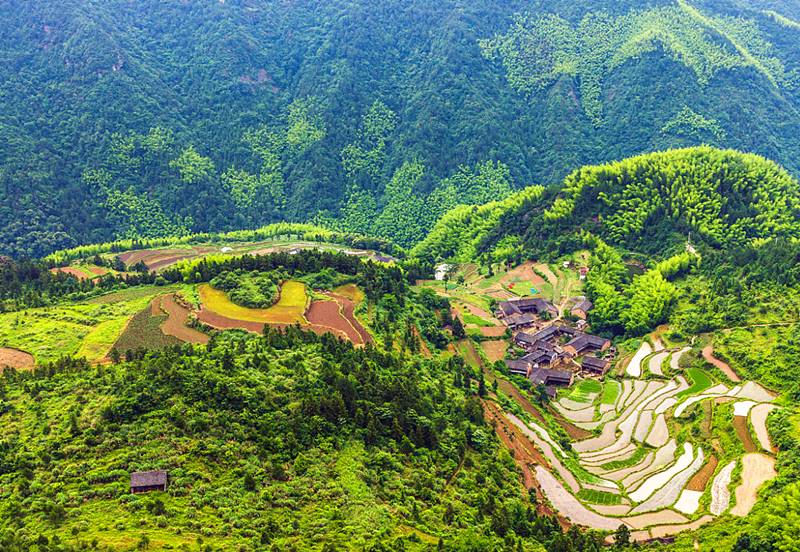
[492, 360, 780, 541]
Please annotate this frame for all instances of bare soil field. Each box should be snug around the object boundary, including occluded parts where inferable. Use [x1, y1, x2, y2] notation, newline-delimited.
[307, 298, 360, 344]
[328, 292, 372, 344]
[51, 267, 92, 281]
[197, 309, 265, 333]
[702, 345, 741, 382]
[479, 326, 508, 337]
[0, 347, 35, 370]
[733, 415, 757, 453]
[481, 340, 508, 363]
[731, 453, 777, 516]
[687, 455, 718, 491]
[750, 403, 778, 452]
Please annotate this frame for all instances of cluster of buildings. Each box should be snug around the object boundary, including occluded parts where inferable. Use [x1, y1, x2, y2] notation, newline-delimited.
[495, 297, 614, 397]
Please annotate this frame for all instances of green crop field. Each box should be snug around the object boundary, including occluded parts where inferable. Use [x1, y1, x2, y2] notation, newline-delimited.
[576, 489, 623, 506]
[601, 380, 621, 405]
[678, 367, 714, 398]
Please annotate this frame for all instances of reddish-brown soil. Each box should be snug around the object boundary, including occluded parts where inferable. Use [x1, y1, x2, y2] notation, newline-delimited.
[702, 345, 741, 382]
[307, 299, 363, 344]
[481, 340, 508, 363]
[483, 400, 563, 522]
[197, 308, 266, 333]
[51, 267, 91, 280]
[0, 348, 35, 370]
[87, 266, 107, 276]
[687, 455, 718, 492]
[158, 295, 209, 345]
[198, 295, 367, 344]
[328, 292, 372, 344]
[733, 415, 758, 453]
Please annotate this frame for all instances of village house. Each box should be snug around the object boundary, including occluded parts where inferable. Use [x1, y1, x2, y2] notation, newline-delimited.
[528, 367, 574, 388]
[563, 333, 611, 356]
[570, 297, 593, 320]
[582, 355, 611, 376]
[496, 298, 558, 322]
[130, 470, 168, 494]
[504, 312, 536, 331]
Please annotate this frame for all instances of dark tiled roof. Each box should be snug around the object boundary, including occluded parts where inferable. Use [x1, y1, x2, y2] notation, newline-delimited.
[572, 298, 593, 312]
[529, 368, 573, 387]
[529, 324, 577, 343]
[505, 359, 530, 376]
[566, 333, 610, 353]
[498, 298, 557, 317]
[582, 355, 610, 372]
[130, 470, 167, 488]
[506, 313, 535, 327]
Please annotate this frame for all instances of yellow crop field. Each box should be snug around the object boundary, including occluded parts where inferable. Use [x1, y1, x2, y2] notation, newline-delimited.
[200, 281, 308, 325]
[333, 283, 365, 304]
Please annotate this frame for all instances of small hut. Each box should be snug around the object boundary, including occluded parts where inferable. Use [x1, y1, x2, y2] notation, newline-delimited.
[130, 470, 168, 493]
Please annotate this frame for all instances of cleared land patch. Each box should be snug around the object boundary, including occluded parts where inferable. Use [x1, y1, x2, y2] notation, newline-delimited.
[0, 347, 35, 370]
[731, 453, 777, 516]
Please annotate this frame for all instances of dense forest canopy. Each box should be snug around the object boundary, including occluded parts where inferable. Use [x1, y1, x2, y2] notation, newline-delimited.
[2, 0, 800, 257]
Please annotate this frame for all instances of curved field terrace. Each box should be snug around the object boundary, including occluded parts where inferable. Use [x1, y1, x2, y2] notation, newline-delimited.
[198, 282, 371, 345]
[490, 346, 780, 542]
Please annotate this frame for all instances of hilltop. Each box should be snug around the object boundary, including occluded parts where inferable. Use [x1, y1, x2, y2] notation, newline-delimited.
[3, 0, 800, 256]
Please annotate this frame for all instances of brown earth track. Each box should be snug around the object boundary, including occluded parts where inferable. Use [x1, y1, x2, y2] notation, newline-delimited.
[702, 345, 741, 382]
[483, 400, 560, 520]
[687, 455, 718, 492]
[0, 348, 35, 370]
[307, 299, 363, 344]
[733, 415, 758, 453]
[158, 295, 209, 345]
[481, 365, 548, 426]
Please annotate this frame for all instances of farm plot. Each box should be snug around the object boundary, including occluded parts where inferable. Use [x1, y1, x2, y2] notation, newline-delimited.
[750, 403, 778, 452]
[158, 294, 209, 344]
[0, 289, 161, 364]
[710, 461, 736, 515]
[0, 347, 35, 370]
[199, 281, 307, 326]
[731, 454, 777, 517]
[481, 330, 781, 537]
[702, 344, 741, 382]
[481, 340, 508, 363]
[626, 342, 653, 378]
[669, 347, 691, 372]
[648, 351, 669, 376]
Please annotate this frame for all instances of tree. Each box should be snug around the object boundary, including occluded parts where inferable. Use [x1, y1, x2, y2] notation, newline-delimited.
[614, 524, 630, 548]
[452, 317, 466, 339]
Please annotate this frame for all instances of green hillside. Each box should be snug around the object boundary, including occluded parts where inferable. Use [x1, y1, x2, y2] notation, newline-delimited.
[2, 0, 800, 256]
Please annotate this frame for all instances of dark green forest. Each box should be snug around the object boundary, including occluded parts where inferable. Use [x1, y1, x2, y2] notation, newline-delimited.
[3, 0, 800, 257]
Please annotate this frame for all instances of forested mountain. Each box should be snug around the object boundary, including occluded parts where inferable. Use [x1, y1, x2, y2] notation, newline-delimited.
[2, 0, 800, 257]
